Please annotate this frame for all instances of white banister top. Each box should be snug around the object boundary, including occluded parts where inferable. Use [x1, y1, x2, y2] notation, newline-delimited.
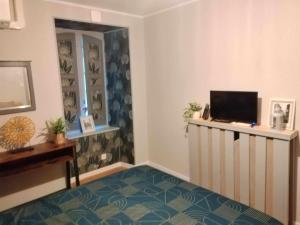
[189, 119, 298, 141]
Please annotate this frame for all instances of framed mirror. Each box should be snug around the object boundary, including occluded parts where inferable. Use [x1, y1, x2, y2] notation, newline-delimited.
[0, 61, 36, 115]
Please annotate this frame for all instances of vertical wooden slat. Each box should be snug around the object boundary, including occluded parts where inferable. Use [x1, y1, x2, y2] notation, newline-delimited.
[239, 133, 250, 205]
[254, 136, 267, 212]
[290, 138, 297, 224]
[208, 128, 213, 189]
[188, 124, 201, 185]
[224, 130, 234, 199]
[220, 130, 226, 195]
[234, 139, 240, 201]
[272, 139, 290, 225]
[266, 139, 273, 215]
[200, 126, 210, 189]
[249, 136, 256, 207]
[211, 128, 221, 193]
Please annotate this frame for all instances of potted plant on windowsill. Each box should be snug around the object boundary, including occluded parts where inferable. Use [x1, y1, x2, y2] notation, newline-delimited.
[47, 118, 67, 145]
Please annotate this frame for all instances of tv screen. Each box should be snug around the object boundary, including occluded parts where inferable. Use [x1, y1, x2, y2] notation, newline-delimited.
[210, 91, 258, 123]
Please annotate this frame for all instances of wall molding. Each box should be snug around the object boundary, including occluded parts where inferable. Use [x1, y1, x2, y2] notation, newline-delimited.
[143, 0, 200, 18]
[44, 0, 144, 19]
[44, 0, 200, 19]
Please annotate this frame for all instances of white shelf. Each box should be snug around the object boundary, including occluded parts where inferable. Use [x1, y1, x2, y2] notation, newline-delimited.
[67, 126, 120, 140]
[189, 119, 298, 141]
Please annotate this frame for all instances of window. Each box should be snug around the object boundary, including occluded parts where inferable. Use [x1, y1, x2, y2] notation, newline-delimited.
[56, 29, 107, 131]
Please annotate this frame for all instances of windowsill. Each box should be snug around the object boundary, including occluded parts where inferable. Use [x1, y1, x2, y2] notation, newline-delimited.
[67, 125, 120, 140]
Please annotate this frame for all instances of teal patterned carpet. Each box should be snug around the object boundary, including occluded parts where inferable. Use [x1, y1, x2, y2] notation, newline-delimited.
[0, 166, 282, 225]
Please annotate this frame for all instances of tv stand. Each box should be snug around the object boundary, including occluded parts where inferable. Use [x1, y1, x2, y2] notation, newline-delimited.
[188, 118, 298, 225]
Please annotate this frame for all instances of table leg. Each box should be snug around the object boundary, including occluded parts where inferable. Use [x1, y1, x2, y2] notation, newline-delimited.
[66, 161, 71, 189]
[73, 146, 80, 186]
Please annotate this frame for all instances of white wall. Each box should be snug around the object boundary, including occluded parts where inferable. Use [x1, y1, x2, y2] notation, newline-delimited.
[144, 0, 300, 222]
[0, 0, 148, 210]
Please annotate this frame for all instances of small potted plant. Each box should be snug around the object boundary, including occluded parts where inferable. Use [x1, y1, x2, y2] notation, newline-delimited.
[47, 117, 67, 145]
[183, 102, 202, 134]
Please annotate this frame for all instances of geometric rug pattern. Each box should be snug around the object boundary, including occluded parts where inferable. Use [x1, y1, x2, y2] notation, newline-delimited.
[0, 166, 282, 225]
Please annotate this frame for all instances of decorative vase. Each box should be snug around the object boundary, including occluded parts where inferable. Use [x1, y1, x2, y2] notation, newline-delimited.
[192, 111, 201, 119]
[55, 133, 66, 145]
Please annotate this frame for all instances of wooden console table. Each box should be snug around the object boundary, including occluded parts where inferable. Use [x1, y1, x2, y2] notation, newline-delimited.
[0, 141, 80, 189]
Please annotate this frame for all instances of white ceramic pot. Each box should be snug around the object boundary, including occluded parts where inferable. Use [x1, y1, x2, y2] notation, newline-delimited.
[192, 111, 201, 119]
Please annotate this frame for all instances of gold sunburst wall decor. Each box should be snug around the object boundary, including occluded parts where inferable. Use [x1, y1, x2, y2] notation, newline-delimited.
[0, 116, 35, 151]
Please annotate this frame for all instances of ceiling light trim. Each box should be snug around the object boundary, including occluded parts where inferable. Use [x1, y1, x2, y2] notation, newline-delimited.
[143, 0, 200, 18]
[44, 0, 144, 19]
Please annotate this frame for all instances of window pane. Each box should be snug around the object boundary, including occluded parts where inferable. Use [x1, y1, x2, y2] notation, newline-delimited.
[56, 33, 81, 131]
[82, 35, 107, 125]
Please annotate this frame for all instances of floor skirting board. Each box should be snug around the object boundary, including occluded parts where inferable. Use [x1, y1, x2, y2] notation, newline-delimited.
[140, 161, 190, 182]
[71, 161, 190, 183]
[70, 162, 133, 183]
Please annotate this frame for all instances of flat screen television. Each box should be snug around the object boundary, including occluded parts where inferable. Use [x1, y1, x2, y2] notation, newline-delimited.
[210, 91, 258, 123]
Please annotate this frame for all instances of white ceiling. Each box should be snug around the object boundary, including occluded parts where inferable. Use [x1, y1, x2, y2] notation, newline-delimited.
[57, 0, 194, 16]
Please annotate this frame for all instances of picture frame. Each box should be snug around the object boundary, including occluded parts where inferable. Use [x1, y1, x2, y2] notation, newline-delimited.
[269, 98, 295, 130]
[0, 61, 36, 115]
[80, 115, 96, 133]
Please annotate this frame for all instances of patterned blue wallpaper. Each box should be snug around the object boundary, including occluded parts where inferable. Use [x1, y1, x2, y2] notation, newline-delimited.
[69, 28, 134, 175]
[105, 29, 134, 165]
[74, 130, 120, 174]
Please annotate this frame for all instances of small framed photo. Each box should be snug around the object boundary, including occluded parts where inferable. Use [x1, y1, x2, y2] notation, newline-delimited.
[269, 98, 295, 130]
[80, 115, 96, 133]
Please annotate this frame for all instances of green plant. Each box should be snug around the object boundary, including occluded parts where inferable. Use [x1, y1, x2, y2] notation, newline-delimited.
[47, 117, 66, 134]
[183, 102, 202, 135]
[183, 102, 202, 122]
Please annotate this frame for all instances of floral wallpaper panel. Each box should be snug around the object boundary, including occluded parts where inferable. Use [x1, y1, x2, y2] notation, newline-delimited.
[72, 130, 120, 175]
[104, 29, 134, 165]
[56, 33, 81, 130]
